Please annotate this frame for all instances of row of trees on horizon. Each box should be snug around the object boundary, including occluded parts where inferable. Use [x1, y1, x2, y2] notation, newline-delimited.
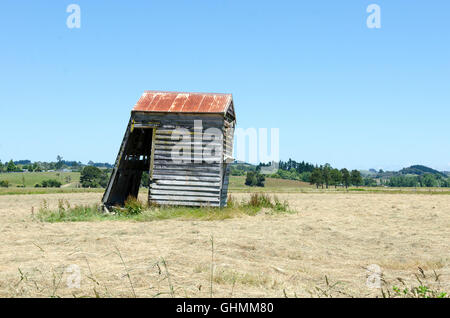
[252, 159, 450, 188]
[0, 158, 112, 173]
[254, 160, 363, 188]
[2, 158, 450, 189]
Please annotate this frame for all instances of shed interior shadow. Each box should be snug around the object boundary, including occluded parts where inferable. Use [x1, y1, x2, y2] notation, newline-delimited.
[106, 127, 153, 206]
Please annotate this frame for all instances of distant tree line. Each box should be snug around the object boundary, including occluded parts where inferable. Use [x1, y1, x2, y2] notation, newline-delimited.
[254, 159, 450, 188]
[0, 157, 113, 173]
[256, 160, 313, 183]
[308, 164, 362, 189]
[278, 159, 315, 173]
[388, 174, 449, 187]
[0, 160, 23, 172]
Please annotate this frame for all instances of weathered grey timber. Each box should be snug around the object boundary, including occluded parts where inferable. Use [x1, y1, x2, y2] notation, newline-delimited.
[102, 91, 236, 208]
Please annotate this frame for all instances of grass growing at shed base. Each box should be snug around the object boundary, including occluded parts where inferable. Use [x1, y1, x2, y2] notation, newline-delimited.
[36, 194, 294, 223]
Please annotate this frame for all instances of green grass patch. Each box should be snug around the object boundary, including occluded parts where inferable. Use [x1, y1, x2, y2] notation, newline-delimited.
[36, 194, 295, 223]
[229, 176, 312, 193]
[212, 268, 272, 287]
[0, 171, 80, 187]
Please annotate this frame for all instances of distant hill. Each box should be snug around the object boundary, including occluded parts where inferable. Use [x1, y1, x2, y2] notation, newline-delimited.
[399, 165, 447, 177]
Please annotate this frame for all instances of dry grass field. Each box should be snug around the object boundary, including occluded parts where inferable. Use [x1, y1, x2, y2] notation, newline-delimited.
[0, 191, 449, 298]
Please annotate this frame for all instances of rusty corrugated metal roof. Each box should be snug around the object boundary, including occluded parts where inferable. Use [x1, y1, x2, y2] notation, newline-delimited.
[132, 91, 233, 114]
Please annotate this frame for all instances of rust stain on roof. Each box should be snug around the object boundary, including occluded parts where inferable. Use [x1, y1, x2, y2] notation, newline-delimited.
[132, 91, 232, 114]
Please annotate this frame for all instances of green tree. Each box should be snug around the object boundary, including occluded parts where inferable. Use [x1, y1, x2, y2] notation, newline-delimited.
[80, 166, 108, 188]
[41, 179, 62, 188]
[350, 170, 363, 187]
[32, 163, 40, 172]
[0, 180, 9, 188]
[56, 155, 64, 170]
[0, 161, 3, 173]
[442, 178, 450, 188]
[245, 171, 256, 186]
[388, 175, 418, 187]
[330, 168, 342, 188]
[310, 168, 323, 189]
[299, 171, 311, 183]
[322, 164, 332, 189]
[340, 168, 351, 188]
[245, 171, 265, 187]
[7, 160, 17, 172]
[420, 174, 437, 187]
[364, 177, 377, 187]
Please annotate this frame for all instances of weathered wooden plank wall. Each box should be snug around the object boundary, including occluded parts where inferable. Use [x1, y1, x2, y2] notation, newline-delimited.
[132, 112, 227, 207]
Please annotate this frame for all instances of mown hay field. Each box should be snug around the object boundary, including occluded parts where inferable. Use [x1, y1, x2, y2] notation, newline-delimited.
[0, 189, 449, 298]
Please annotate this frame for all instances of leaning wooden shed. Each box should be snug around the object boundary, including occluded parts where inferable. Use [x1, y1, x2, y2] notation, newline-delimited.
[102, 91, 236, 208]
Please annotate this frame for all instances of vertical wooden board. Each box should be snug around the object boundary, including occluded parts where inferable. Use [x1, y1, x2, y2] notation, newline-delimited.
[149, 128, 156, 180]
[220, 163, 231, 207]
[102, 117, 133, 205]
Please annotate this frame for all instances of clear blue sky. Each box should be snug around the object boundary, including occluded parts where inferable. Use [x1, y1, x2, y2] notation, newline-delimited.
[0, 1, 449, 171]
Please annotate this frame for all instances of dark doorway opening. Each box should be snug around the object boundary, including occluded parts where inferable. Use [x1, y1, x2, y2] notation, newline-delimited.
[103, 127, 153, 206]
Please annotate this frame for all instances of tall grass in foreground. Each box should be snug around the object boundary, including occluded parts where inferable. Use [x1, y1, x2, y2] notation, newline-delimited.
[381, 267, 448, 298]
[36, 194, 294, 223]
[297, 268, 448, 298]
